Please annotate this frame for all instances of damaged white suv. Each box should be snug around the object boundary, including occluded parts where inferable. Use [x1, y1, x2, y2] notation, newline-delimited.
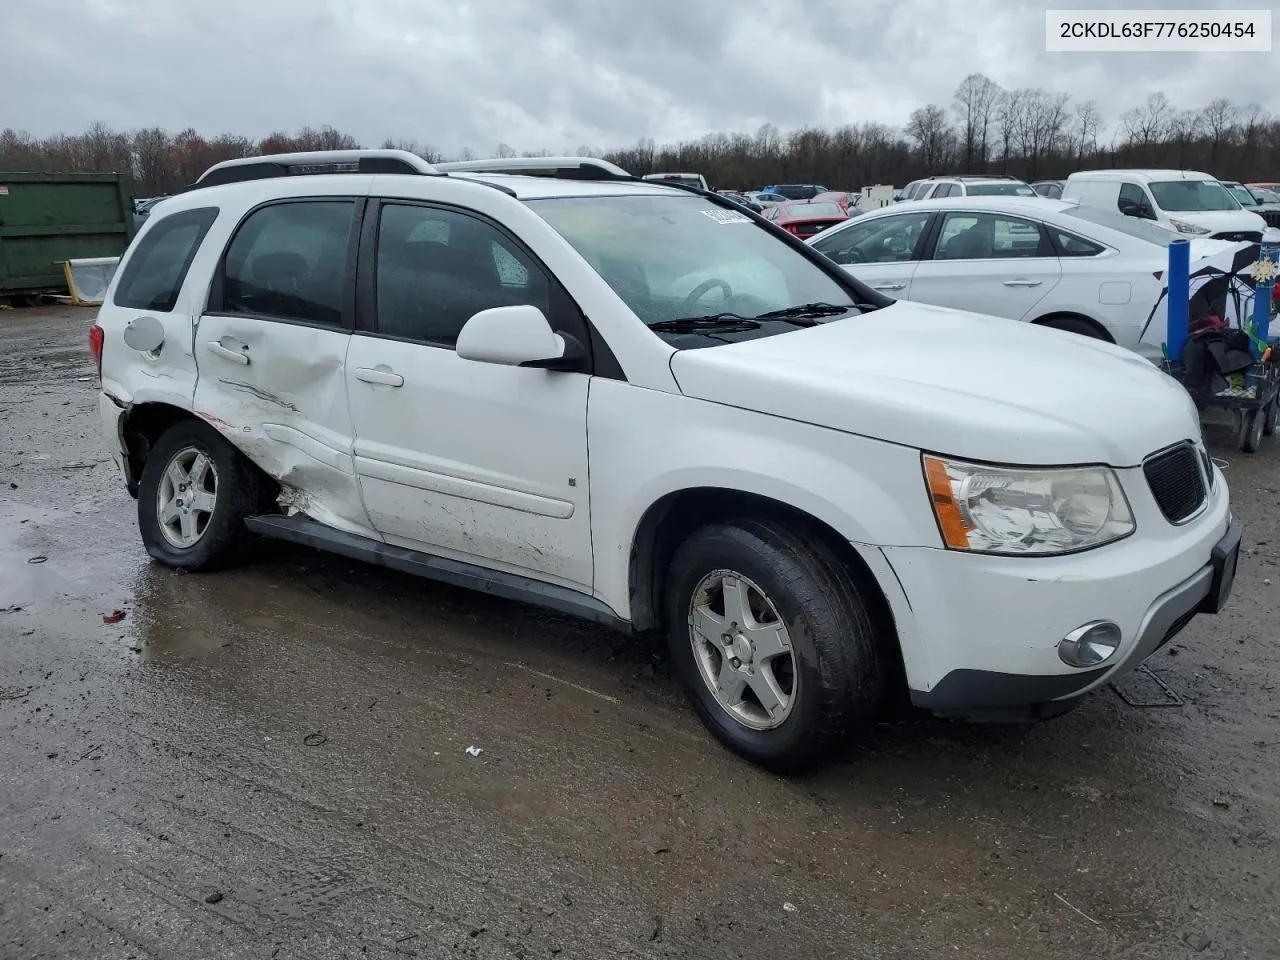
[92, 150, 1240, 772]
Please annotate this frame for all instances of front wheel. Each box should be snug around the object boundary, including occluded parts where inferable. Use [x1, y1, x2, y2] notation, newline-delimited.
[136, 419, 263, 571]
[664, 519, 888, 774]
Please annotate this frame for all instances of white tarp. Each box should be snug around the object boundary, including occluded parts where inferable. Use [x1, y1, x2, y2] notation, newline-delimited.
[62, 257, 120, 306]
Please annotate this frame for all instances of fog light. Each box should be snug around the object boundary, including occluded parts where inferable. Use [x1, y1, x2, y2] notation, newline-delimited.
[1058, 621, 1122, 667]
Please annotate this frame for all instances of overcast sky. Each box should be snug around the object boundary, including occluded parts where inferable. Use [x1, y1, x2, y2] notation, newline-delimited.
[4, 0, 1274, 155]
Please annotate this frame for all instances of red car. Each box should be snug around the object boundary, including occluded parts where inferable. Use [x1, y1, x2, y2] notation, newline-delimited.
[763, 200, 848, 238]
[811, 190, 858, 214]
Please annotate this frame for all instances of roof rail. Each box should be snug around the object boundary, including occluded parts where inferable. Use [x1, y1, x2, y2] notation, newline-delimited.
[434, 156, 633, 181]
[188, 149, 440, 191]
[925, 173, 1021, 181]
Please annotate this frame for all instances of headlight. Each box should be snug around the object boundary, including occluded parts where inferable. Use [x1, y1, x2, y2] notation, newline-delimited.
[1169, 218, 1210, 235]
[923, 455, 1135, 556]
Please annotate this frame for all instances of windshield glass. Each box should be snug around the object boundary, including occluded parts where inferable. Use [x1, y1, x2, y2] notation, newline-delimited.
[967, 182, 1037, 196]
[528, 194, 872, 339]
[1224, 184, 1257, 206]
[1060, 204, 1176, 245]
[784, 202, 843, 218]
[1149, 179, 1240, 212]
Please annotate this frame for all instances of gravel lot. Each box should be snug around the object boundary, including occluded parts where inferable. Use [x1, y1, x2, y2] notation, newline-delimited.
[1, 305, 1277, 959]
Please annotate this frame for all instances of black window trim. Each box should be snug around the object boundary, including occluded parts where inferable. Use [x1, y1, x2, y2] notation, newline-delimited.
[928, 210, 1055, 261]
[1045, 224, 1108, 258]
[203, 195, 366, 332]
[354, 197, 621, 379]
[112, 206, 221, 313]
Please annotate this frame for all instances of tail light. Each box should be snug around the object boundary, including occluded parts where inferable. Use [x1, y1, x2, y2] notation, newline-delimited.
[89, 323, 104, 378]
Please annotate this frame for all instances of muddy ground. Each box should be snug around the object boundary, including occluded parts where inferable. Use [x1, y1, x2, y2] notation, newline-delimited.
[0, 305, 1277, 960]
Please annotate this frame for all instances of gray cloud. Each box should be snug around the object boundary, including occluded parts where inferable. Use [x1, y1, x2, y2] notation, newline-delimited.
[3, 0, 1274, 155]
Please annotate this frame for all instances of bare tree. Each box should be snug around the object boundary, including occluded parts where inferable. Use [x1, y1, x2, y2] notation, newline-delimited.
[1199, 97, 1239, 169]
[1120, 92, 1171, 164]
[1074, 100, 1100, 164]
[905, 104, 955, 171]
[952, 73, 1002, 172]
[494, 142, 516, 158]
[994, 88, 1025, 171]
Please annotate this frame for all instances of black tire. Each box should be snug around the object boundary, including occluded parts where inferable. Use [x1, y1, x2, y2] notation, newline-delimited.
[1263, 395, 1278, 437]
[664, 519, 887, 774]
[1239, 407, 1264, 453]
[1038, 315, 1107, 340]
[137, 418, 262, 571]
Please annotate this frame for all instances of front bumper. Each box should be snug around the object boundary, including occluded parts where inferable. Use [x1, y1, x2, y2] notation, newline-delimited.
[872, 461, 1237, 718]
[908, 518, 1240, 717]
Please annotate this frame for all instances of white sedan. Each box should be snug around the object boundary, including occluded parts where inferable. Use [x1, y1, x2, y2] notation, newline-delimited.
[806, 195, 1238, 358]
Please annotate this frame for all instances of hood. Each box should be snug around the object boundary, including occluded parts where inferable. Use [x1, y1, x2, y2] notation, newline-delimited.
[668, 301, 1201, 466]
[1171, 208, 1268, 233]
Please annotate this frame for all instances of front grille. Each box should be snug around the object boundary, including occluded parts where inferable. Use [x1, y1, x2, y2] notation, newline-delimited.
[1260, 211, 1280, 229]
[1143, 443, 1207, 523]
[1211, 230, 1263, 243]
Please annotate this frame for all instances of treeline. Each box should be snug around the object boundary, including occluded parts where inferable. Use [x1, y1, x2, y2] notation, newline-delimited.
[2, 74, 1278, 197]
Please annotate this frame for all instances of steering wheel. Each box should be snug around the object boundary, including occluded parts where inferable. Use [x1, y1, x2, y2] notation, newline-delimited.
[841, 249, 867, 265]
[682, 278, 733, 311]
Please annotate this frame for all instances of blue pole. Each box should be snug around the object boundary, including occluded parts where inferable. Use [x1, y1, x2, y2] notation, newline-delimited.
[1255, 242, 1278, 348]
[1166, 238, 1191, 362]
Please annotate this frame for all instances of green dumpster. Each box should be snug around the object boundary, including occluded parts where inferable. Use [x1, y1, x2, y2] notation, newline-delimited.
[0, 172, 136, 297]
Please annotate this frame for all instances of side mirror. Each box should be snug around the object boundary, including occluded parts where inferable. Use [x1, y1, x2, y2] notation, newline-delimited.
[455, 304, 585, 371]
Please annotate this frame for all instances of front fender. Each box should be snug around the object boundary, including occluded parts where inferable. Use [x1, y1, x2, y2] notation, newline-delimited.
[586, 379, 939, 618]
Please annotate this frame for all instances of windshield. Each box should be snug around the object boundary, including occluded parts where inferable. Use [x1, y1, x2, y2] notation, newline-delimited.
[784, 202, 843, 218]
[528, 194, 876, 341]
[1060, 204, 1176, 245]
[1224, 184, 1257, 206]
[967, 182, 1037, 197]
[1149, 179, 1240, 212]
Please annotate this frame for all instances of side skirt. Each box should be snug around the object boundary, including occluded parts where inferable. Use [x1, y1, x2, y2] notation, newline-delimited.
[244, 514, 632, 633]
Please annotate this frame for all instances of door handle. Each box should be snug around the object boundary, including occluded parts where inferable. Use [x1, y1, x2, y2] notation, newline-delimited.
[873, 282, 906, 291]
[1002, 279, 1043, 287]
[205, 341, 249, 365]
[354, 367, 404, 387]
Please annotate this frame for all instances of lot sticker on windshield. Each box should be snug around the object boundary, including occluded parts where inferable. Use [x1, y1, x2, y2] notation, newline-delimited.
[700, 209, 751, 224]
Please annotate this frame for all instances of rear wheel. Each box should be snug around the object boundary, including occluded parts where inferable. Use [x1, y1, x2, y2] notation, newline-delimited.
[1038, 315, 1107, 340]
[137, 419, 262, 571]
[664, 519, 888, 774]
[1263, 395, 1278, 437]
[1239, 407, 1265, 453]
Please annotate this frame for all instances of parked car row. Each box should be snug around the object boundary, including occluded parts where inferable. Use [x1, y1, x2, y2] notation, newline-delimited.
[805, 194, 1243, 358]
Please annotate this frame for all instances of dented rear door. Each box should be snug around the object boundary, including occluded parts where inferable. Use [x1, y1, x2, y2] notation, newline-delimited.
[193, 196, 375, 537]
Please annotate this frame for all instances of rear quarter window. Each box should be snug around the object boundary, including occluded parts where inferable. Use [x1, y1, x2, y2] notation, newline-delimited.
[112, 207, 220, 312]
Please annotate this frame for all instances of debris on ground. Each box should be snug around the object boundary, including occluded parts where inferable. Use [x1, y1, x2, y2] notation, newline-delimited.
[783, 902, 797, 913]
[465, 745, 483, 757]
[204, 891, 224, 904]
[1185, 931, 1212, 951]
[302, 732, 327, 747]
[102, 609, 126, 624]
[27, 556, 47, 564]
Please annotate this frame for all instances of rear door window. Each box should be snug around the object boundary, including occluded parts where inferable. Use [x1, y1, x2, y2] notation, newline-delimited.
[112, 207, 219, 312]
[215, 200, 357, 327]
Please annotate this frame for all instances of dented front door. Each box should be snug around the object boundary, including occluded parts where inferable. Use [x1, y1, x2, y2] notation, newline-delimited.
[191, 197, 373, 536]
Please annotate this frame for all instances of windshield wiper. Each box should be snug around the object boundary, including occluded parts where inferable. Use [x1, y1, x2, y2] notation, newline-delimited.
[648, 313, 762, 333]
[754, 302, 857, 322]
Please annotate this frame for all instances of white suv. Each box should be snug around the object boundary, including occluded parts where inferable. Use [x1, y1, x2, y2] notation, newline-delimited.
[915, 175, 1038, 200]
[90, 150, 1241, 772]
